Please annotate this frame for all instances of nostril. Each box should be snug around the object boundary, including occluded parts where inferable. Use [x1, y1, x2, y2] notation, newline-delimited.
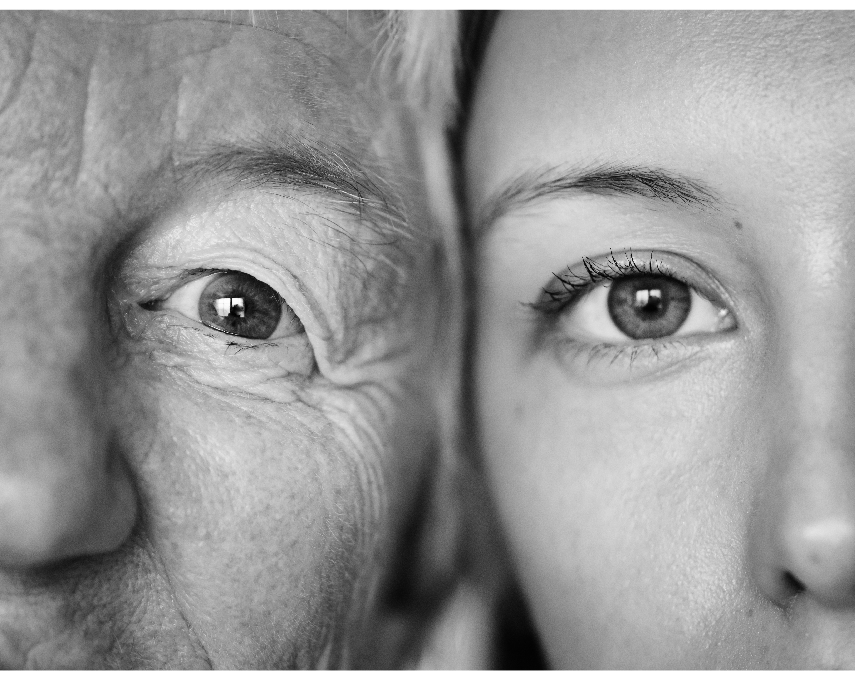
[782, 570, 805, 595]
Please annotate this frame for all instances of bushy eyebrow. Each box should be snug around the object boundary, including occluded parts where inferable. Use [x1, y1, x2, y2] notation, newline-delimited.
[475, 163, 721, 237]
[174, 137, 410, 243]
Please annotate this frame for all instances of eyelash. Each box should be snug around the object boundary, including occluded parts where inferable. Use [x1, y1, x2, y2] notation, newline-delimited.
[528, 249, 675, 315]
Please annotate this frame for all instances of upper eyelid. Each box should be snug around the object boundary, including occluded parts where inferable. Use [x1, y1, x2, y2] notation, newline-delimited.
[530, 250, 734, 314]
[563, 251, 679, 285]
[532, 251, 674, 304]
[554, 252, 673, 293]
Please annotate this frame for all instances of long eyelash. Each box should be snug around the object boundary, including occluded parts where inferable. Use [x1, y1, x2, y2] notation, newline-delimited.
[529, 249, 670, 314]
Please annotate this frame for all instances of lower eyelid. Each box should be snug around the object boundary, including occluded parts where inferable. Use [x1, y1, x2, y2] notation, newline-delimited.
[549, 336, 711, 384]
[123, 308, 316, 376]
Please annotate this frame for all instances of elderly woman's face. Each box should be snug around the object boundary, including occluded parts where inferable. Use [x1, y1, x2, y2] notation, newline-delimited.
[0, 10, 449, 668]
[466, 11, 855, 668]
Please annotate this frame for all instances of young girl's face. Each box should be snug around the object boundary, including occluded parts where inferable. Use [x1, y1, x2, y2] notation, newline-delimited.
[466, 11, 855, 667]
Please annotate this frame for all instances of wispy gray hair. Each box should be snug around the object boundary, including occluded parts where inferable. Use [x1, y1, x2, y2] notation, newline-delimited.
[379, 10, 462, 128]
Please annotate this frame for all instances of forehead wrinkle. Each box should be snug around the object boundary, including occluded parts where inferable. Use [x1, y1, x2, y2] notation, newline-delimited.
[160, 14, 383, 161]
[0, 14, 35, 119]
[5, 11, 414, 288]
[60, 10, 375, 54]
[304, 10, 379, 39]
[202, 10, 376, 72]
[57, 10, 377, 117]
[61, 12, 377, 214]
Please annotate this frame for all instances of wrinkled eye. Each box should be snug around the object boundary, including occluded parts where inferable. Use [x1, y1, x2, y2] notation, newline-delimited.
[151, 271, 304, 340]
[563, 273, 734, 343]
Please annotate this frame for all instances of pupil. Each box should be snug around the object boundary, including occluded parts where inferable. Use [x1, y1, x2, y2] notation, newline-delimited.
[607, 274, 691, 340]
[198, 272, 282, 339]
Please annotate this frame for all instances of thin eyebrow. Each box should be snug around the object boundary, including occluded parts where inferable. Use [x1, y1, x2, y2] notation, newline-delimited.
[476, 163, 721, 237]
[174, 137, 410, 243]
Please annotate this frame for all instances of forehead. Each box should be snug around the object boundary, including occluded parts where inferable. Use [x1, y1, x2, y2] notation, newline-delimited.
[0, 10, 393, 219]
[479, 11, 855, 107]
[468, 11, 855, 205]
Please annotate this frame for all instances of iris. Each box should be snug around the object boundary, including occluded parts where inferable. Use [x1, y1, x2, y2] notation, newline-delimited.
[198, 272, 283, 339]
[607, 274, 691, 340]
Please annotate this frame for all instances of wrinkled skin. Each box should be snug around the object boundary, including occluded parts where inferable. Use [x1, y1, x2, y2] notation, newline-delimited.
[467, 11, 855, 668]
[0, 10, 447, 668]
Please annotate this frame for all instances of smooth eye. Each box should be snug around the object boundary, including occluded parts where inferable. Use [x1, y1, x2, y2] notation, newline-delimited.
[153, 271, 304, 340]
[563, 273, 734, 343]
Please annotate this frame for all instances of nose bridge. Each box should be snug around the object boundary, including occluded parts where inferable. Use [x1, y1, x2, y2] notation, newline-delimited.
[0, 237, 137, 566]
[750, 283, 855, 608]
[0, 236, 107, 424]
[0, 313, 105, 483]
[787, 304, 855, 461]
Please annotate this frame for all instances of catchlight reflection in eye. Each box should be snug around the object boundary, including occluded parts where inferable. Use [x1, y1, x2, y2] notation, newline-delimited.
[215, 297, 246, 319]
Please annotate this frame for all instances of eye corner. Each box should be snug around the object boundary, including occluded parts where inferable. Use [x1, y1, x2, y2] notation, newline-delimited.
[525, 288, 571, 315]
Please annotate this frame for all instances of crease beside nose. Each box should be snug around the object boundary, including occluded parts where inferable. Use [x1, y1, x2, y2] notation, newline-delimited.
[0, 356, 137, 568]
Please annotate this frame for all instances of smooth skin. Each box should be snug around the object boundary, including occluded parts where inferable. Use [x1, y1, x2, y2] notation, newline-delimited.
[467, 11, 855, 668]
[0, 10, 450, 668]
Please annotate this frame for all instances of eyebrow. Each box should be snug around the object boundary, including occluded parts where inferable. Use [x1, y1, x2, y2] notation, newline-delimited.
[476, 163, 721, 237]
[174, 137, 410, 243]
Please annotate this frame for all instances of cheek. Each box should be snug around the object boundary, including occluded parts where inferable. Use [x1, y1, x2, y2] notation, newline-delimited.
[108, 364, 390, 667]
[476, 335, 774, 666]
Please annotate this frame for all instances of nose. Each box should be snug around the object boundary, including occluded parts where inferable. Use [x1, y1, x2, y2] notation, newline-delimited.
[749, 347, 855, 609]
[0, 338, 137, 567]
[750, 439, 855, 608]
[786, 519, 855, 600]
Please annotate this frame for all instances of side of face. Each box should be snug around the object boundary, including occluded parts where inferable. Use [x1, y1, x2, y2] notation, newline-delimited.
[0, 10, 450, 668]
[466, 11, 855, 668]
